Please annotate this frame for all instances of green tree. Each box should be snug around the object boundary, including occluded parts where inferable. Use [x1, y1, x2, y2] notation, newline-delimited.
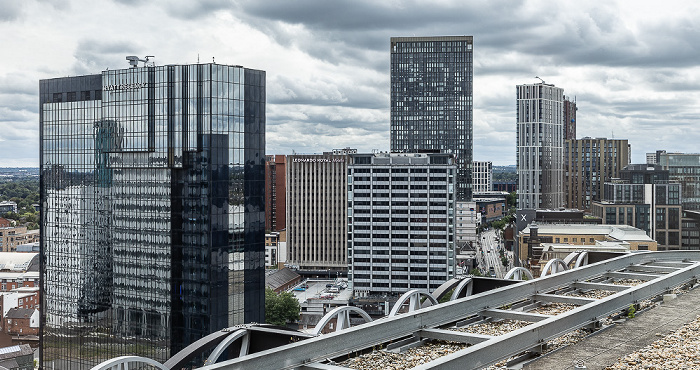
[265, 287, 300, 326]
[469, 268, 483, 277]
[501, 256, 509, 268]
[506, 191, 517, 208]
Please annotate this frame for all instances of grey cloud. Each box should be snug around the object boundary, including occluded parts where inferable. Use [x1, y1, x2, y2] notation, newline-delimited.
[269, 75, 387, 109]
[0, 73, 37, 96]
[164, 0, 233, 20]
[0, 2, 22, 21]
[71, 39, 145, 75]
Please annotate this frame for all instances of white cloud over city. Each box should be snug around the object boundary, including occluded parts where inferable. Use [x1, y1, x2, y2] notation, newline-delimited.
[1, 0, 700, 166]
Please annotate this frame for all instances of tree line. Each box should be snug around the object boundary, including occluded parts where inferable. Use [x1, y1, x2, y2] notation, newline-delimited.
[0, 179, 39, 229]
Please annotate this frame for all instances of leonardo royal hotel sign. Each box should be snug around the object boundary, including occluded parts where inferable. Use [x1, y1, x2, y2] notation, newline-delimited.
[293, 157, 345, 163]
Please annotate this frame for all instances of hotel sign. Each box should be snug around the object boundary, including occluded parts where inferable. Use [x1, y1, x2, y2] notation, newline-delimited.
[105, 82, 148, 92]
[293, 157, 345, 163]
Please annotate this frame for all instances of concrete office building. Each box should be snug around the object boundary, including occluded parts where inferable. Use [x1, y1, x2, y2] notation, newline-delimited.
[265, 154, 286, 232]
[390, 36, 473, 201]
[40, 61, 265, 368]
[348, 152, 456, 295]
[286, 149, 354, 273]
[472, 161, 492, 193]
[659, 153, 700, 211]
[591, 164, 682, 250]
[564, 137, 630, 212]
[516, 82, 565, 210]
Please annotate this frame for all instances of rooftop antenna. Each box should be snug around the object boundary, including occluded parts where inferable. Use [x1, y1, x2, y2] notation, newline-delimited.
[126, 56, 155, 68]
[535, 76, 545, 84]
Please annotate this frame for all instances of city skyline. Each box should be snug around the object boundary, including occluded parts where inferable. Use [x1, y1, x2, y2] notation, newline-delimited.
[3, 0, 700, 167]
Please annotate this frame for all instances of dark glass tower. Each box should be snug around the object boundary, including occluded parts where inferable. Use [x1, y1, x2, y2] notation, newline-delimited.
[39, 63, 265, 369]
[390, 36, 473, 201]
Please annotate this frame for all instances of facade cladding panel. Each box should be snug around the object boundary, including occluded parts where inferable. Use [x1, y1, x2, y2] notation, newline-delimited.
[39, 64, 265, 369]
[348, 153, 456, 295]
[516, 83, 564, 210]
[286, 153, 350, 271]
[390, 36, 473, 201]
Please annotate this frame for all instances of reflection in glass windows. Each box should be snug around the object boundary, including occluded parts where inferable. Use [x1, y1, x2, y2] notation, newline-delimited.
[40, 64, 265, 369]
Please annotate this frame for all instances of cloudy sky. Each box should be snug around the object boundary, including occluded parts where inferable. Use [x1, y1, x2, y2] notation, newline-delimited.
[1, 0, 699, 167]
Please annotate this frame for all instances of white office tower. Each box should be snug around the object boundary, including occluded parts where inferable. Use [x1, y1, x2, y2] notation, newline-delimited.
[348, 152, 456, 296]
[516, 83, 564, 209]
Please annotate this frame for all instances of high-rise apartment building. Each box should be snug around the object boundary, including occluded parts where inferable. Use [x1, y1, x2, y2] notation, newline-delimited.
[286, 149, 354, 273]
[563, 96, 577, 140]
[40, 62, 265, 368]
[348, 152, 456, 295]
[472, 161, 492, 193]
[659, 153, 700, 211]
[564, 137, 630, 211]
[516, 83, 565, 209]
[591, 164, 682, 250]
[265, 155, 286, 232]
[390, 36, 473, 201]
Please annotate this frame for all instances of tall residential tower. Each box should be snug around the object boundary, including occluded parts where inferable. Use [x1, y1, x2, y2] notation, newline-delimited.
[516, 82, 564, 209]
[390, 36, 473, 201]
[40, 62, 265, 369]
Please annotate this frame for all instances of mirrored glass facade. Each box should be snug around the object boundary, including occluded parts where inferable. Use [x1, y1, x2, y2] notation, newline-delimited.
[390, 36, 473, 201]
[40, 64, 265, 369]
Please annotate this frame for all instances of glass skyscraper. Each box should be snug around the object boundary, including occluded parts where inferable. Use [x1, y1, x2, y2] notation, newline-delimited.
[390, 36, 474, 201]
[40, 63, 265, 369]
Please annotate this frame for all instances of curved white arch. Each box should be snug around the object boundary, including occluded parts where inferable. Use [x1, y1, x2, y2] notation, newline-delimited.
[313, 306, 373, 336]
[389, 290, 438, 317]
[450, 278, 473, 300]
[540, 258, 568, 277]
[432, 278, 462, 302]
[574, 251, 589, 269]
[204, 329, 249, 365]
[504, 267, 534, 281]
[563, 251, 580, 266]
[90, 356, 168, 370]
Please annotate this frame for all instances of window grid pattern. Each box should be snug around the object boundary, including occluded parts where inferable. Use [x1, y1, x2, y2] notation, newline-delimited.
[390, 36, 473, 202]
[40, 64, 265, 369]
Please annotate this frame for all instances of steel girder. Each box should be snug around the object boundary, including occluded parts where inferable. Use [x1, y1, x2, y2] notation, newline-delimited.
[193, 251, 700, 370]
